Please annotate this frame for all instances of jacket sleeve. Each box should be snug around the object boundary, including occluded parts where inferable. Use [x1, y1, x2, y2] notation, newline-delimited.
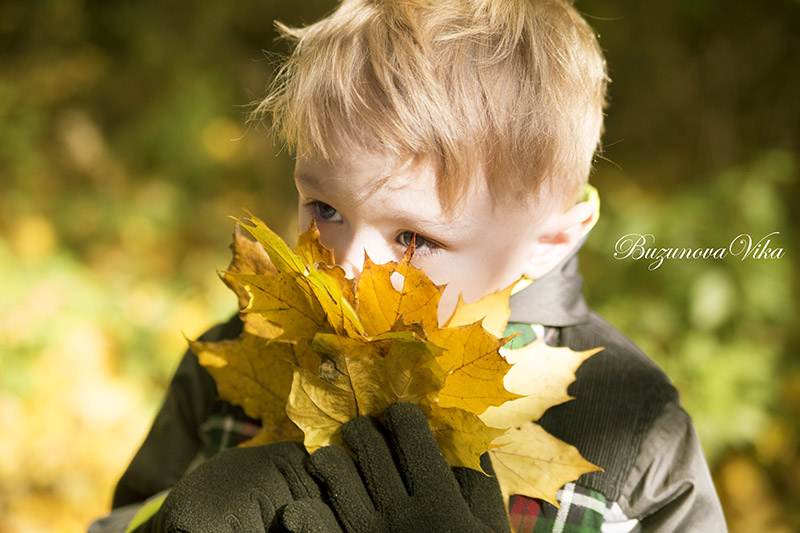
[619, 401, 728, 532]
[114, 316, 242, 507]
[89, 316, 241, 532]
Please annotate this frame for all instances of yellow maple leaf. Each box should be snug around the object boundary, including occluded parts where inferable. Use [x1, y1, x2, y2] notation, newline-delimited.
[355, 249, 442, 336]
[191, 332, 303, 446]
[423, 403, 505, 472]
[444, 284, 515, 337]
[232, 216, 362, 339]
[429, 324, 521, 415]
[479, 341, 603, 429]
[221, 224, 276, 310]
[286, 366, 358, 451]
[311, 331, 445, 414]
[489, 422, 602, 507]
[285, 329, 448, 451]
[195, 215, 602, 507]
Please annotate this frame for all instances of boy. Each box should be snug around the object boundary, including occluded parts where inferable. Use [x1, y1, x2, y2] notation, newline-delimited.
[92, 0, 727, 531]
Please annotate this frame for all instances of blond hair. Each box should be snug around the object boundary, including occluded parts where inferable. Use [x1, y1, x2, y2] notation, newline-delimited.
[255, 0, 607, 210]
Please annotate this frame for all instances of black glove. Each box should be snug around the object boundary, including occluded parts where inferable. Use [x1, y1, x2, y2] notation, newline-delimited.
[451, 453, 511, 533]
[136, 441, 322, 533]
[282, 403, 510, 533]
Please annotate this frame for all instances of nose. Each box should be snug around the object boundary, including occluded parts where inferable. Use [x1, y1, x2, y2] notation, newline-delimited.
[335, 228, 395, 279]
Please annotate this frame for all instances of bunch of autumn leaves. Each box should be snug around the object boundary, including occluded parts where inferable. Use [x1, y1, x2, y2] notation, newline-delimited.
[191, 216, 601, 507]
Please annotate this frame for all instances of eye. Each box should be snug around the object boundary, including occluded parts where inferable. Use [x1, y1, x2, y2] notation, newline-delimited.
[397, 231, 440, 254]
[310, 201, 342, 223]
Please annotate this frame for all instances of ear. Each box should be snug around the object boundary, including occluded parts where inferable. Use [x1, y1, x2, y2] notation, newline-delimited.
[522, 200, 598, 279]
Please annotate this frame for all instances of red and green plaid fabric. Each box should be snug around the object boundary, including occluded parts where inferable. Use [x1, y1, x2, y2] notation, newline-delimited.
[509, 484, 609, 533]
[199, 403, 262, 456]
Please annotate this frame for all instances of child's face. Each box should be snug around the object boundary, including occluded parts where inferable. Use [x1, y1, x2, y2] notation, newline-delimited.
[295, 150, 556, 322]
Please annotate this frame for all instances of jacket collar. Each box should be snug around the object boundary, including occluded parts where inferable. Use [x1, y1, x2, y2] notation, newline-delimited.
[508, 232, 591, 327]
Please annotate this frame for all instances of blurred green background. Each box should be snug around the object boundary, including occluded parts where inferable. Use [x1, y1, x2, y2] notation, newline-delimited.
[0, 0, 797, 531]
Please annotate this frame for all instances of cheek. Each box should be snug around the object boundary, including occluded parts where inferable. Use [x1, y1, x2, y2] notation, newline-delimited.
[433, 267, 496, 325]
[422, 262, 478, 325]
[315, 225, 344, 260]
[432, 244, 528, 322]
[437, 287, 460, 326]
[438, 253, 501, 301]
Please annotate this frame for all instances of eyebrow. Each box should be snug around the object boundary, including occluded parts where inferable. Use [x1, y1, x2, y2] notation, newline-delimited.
[294, 171, 328, 193]
[295, 168, 394, 205]
[387, 206, 464, 243]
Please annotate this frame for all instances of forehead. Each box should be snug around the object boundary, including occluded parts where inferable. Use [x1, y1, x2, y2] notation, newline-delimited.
[295, 150, 396, 193]
[297, 149, 423, 195]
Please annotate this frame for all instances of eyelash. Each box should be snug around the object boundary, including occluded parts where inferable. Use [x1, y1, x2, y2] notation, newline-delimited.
[307, 200, 342, 223]
[396, 231, 441, 256]
[305, 200, 442, 256]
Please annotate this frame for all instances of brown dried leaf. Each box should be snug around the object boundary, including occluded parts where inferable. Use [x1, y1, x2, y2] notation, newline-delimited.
[222, 224, 277, 310]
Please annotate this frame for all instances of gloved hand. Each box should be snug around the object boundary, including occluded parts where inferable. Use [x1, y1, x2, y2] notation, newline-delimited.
[282, 403, 510, 533]
[136, 441, 322, 533]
